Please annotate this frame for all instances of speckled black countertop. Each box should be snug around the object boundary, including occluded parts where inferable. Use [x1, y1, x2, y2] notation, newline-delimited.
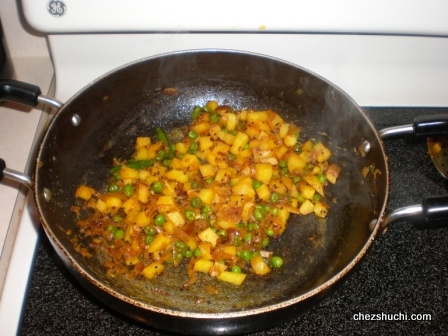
[20, 108, 448, 335]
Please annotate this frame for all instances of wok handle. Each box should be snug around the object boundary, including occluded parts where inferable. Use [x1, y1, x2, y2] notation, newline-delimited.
[383, 195, 448, 229]
[0, 158, 33, 189]
[378, 114, 448, 139]
[0, 79, 41, 107]
[413, 114, 448, 137]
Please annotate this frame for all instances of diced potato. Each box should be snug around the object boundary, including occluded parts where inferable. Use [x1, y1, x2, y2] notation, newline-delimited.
[287, 152, 306, 173]
[326, 164, 341, 184]
[314, 201, 329, 218]
[156, 195, 175, 206]
[198, 188, 215, 205]
[199, 164, 216, 178]
[303, 174, 324, 196]
[311, 142, 331, 163]
[198, 136, 214, 151]
[181, 153, 201, 172]
[126, 255, 140, 266]
[216, 271, 247, 286]
[120, 167, 139, 180]
[198, 227, 219, 247]
[166, 210, 186, 227]
[136, 137, 151, 149]
[134, 147, 148, 160]
[165, 169, 189, 183]
[255, 183, 271, 201]
[299, 181, 315, 200]
[136, 183, 149, 203]
[283, 133, 298, 147]
[75, 185, 95, 201]
[194, 259, 214, 273]
[105, 196, 122, 212]
[231, 176, 255, 199]
[95, 199, 108, 213]
[135, 210, 151, 227]
[147, 234, 171, 253]
[121, 195, 141, 214]
[223, 245, 237, 256]
[230, 131, 249, 155]
[250, 255, 271, 276]
[142, 262, 165, 279]
[254, 163, 273, 184]
[192, 122, 211, 134]
[279, 123, 290, 139]
[299, 199, 315, 215]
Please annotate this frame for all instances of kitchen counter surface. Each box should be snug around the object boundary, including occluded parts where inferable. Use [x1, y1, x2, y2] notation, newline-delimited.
[19, 107, 448, 335]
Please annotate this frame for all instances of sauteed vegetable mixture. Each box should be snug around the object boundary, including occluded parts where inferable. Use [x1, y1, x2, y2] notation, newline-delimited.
[73, 101, 340, 287]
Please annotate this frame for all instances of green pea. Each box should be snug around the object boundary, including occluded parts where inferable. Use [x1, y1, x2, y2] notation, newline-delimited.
[193, 248, 202, 257]
[184, 209, 196, 221]
[176, 253, 184, 262]
[113, 170, 121, 181]
[265, 228, 274, 237]
[184, 250, 193, 258]
[281, 167, 290, 176]
[144, 227, 156, 235]
[270, 256, 284, 268]
[293, 176, 302, 184]
[108, 183, 120, 192]
[211, 113, 219, 123]
[243, 232, 252, 242]
[248, 223, 259, 231]
[201, 204, 211, 214]
[113, 216, 123, 222]
[272, 207, 279, 216]
[154, 214, 166, 226]
[317, 174, 326, 183]
[175, 240, 188, 253]
[113, 228, 125, 240]
[188, 130, 198, 140]
[191, 106, 203, 121]
[279, 160, 287, 168]
[262, 237, 270, 248]
[123, 184, 135, 197]
[155, 150, 166, 161]
[190, 196, 203, 208]
[188, 141, 198, 153]
[237, 222, 246, 228]
[253, 208, 265, 221]
[191, 181, 200, 189]
[252, 179, 263, 189]
[205, 177, 213, 184]
[313, 194, 322, 201]
[231, 265, 242, 273]
[163, 159, 172, 167]
[229, 129, 238, 136]
[151, 181, 163, 193]
[226, 153, 237, 161]
[242, 143, 250, 150]
[217, 229, 227, 238]
[240, 250, 252, 262]
[107, 225, 117, 233]
[270, 191, 280, 203]
[145, 234, 155, 245]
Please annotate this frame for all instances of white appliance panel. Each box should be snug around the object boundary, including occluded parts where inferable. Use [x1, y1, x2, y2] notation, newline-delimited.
[49, 34, 448, 107]
[21, 0, 448, 35]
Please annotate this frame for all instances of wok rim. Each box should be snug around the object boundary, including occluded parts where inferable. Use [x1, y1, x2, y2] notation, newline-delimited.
[33, 48, 390, 320]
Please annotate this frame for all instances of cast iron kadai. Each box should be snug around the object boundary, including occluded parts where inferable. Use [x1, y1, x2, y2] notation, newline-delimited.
[1, 50, 448, 335]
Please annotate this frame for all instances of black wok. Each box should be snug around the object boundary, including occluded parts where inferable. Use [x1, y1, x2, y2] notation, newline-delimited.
[1, 49, 448, 335]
